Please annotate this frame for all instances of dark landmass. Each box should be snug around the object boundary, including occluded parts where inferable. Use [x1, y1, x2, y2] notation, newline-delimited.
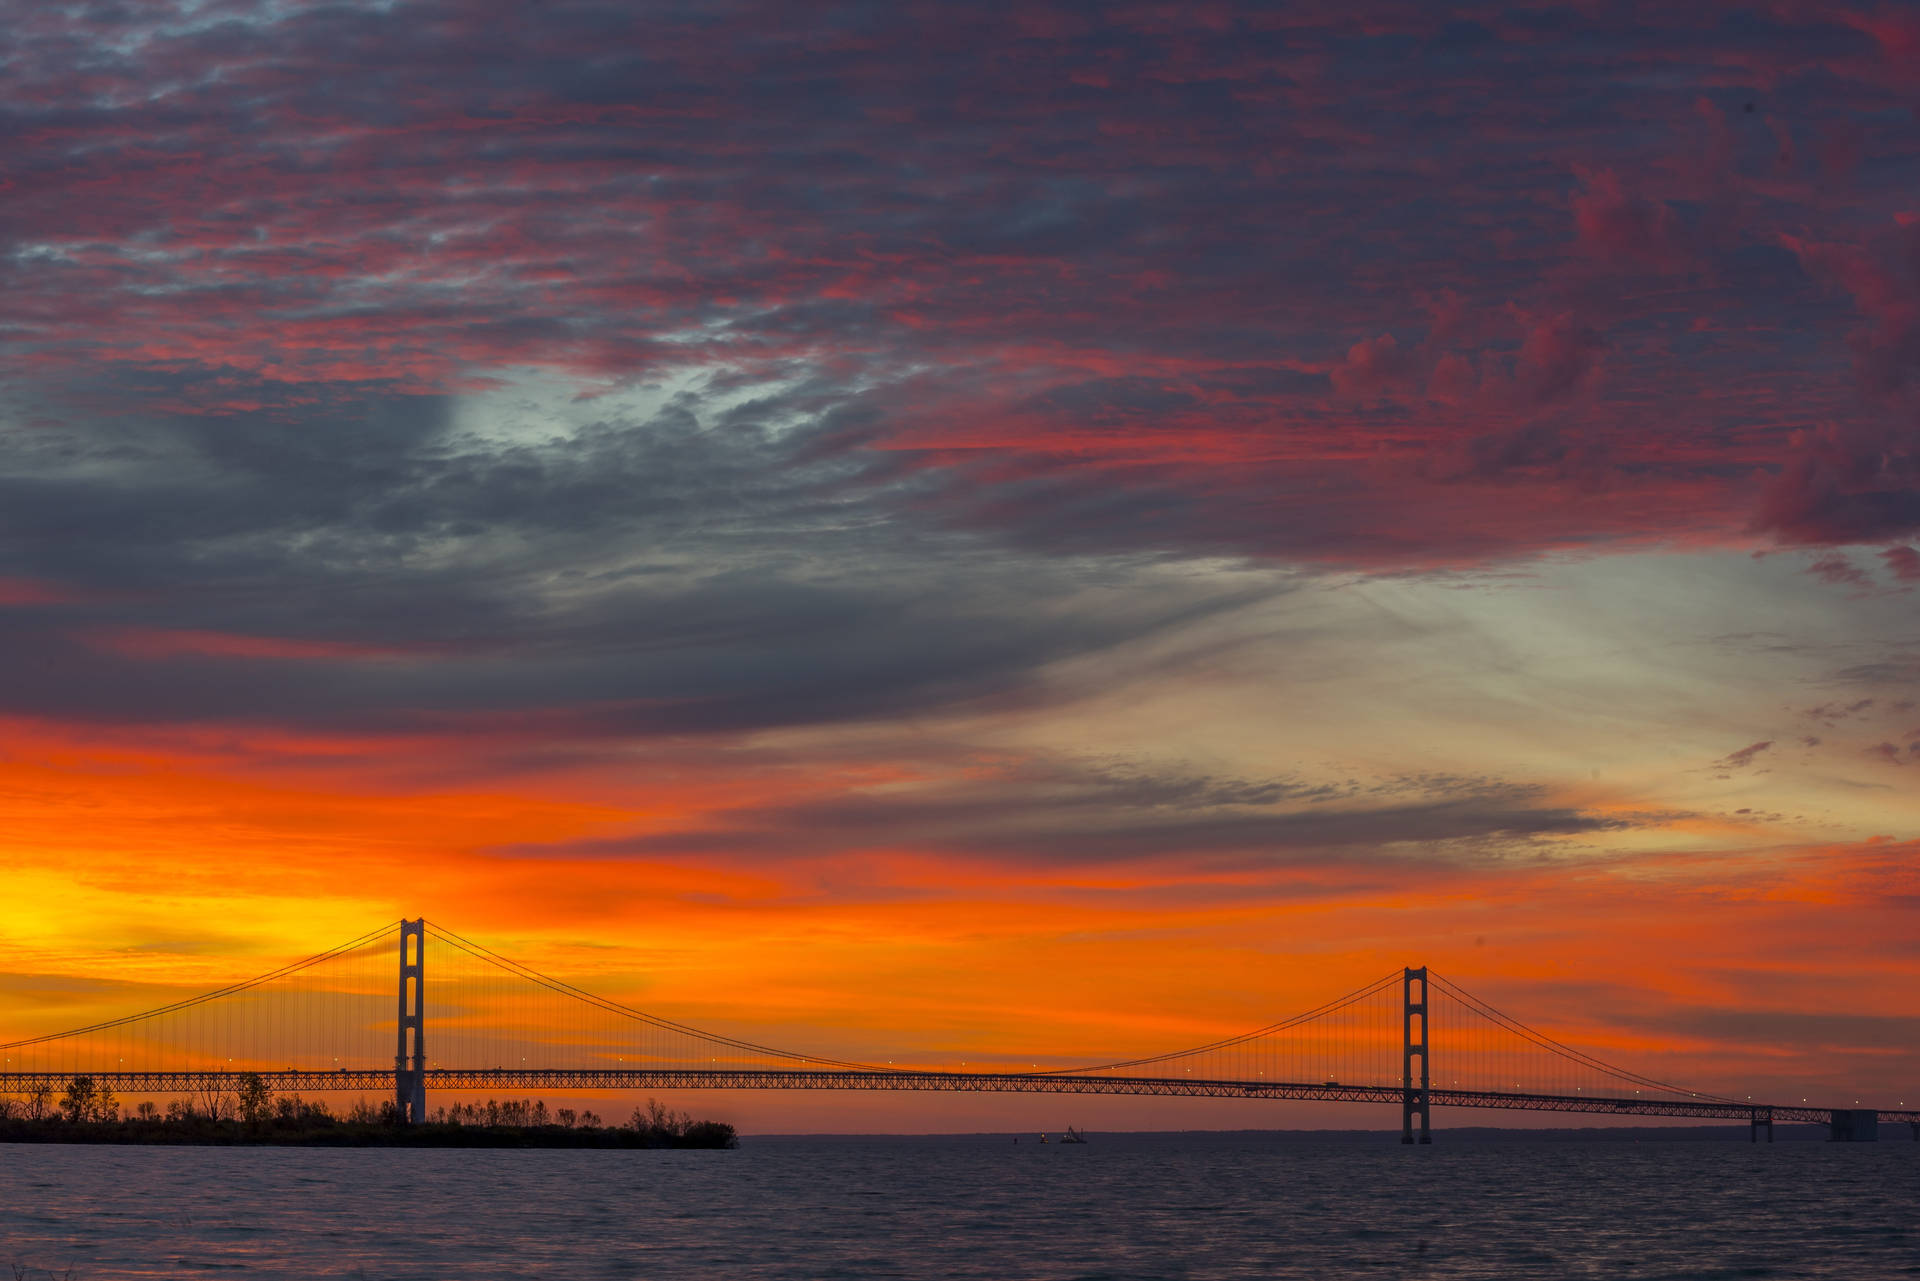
[0, 1078, 736, 1148]
[0, 1116, 737, 1148]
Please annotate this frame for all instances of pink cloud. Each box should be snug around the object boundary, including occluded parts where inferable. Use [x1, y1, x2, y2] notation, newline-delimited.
[1807, 553, 1872, 587]
[1881, 545, 1920, 580]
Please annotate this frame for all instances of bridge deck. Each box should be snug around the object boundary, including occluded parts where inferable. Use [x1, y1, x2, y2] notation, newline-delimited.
[4, 1069, 1913, 1128]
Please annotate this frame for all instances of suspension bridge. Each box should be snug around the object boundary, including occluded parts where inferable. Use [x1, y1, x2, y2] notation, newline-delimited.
[3, 919, 1912, 1143]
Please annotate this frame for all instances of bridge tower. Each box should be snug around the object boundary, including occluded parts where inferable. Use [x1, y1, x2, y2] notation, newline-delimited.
[1402, 965, 1430, 1144]
[395, 918, 427, 1124]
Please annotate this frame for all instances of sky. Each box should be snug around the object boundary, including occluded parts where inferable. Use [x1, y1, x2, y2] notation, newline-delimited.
[2, 0, 1918, 1131]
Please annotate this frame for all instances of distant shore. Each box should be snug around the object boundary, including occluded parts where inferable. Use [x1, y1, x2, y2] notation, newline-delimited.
[743, 1123, 1844, 1142]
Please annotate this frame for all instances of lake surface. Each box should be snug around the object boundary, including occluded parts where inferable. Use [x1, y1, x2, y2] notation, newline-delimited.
[2, 1131, 1916, 1279]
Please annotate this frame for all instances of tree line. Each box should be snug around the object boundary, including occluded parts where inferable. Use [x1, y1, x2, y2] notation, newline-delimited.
[0, 1076, 736, 1148]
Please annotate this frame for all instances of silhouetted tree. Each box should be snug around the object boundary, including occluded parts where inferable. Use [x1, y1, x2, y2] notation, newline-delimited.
[60, 1077, 97, 1123]
[237, 1073, 271, 1124]
[25, 1083, 54, 1122]
[631, 1097, 688, 1140]
[197, 1080, 232, 1122]
[135, 1101, 160, 1122]
[93, 1081, 119, 1122]
[556, 1108, 577, 1128]
[681, 1120, 738, 1148]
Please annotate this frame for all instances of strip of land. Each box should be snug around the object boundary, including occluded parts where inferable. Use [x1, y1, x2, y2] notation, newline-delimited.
[0, 1080, 736, 1148]
[0, 1117, 736, 1147]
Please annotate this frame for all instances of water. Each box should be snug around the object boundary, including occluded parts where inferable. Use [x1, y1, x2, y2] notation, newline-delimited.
[2, 1132, 1916, 1279]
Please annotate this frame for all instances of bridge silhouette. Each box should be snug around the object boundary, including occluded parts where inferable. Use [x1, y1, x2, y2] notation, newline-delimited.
[4, 919, 1913, 1143]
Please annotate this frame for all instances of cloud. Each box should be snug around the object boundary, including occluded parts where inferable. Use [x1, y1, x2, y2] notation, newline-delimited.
[0, 0, 1911, 577]
[1806, 552, 1873, 587]
[496, 760, 1627, 869]
[1803, 699, 1875, 724]
[1755, 423, 1920, 547]
[1572, 169, 1696, 271]
[1881, 544, 1920, 580]
[1716, 740, 1773, 769]
[0, 373, 1289, 737]
[1511, 312, 1608, 408]
[1330, 334, 1419, 397]
[1622, 1005, 1920, 1056]
[1782, 219, 1920, 396]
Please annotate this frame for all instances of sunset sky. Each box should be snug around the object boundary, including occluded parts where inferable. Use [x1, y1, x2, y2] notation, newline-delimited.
[3, 1, 1918, 1130]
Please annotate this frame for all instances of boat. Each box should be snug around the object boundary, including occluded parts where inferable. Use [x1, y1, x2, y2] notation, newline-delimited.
[1059, 1126, 1088, 1144]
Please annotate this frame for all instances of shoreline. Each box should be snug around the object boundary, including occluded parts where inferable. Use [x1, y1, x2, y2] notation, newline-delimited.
[0, 1118, 737, 1149]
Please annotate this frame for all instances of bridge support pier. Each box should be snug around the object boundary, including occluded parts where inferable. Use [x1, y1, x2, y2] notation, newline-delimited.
[1402, 966, 1430, 1144]
[1827, 1109, 1877, 1142]
[1750, 1108, 1771, 1143]
[395, 918, 427, 1124]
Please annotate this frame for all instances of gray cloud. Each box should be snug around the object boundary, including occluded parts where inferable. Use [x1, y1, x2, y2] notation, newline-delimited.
[0, 374, 1279, 735]
[492, 762, 1624, 867]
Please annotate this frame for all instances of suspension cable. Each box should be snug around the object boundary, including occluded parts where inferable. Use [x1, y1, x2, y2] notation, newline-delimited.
[1429, 972, 1738, 1102]
[423, 920, 900, 1073]
[1043, 970, 1403, 1075]
[0, 920, 402, 1051]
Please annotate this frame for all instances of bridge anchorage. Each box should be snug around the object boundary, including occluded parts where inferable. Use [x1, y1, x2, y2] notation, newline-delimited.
[3, 918, 1914, 1142]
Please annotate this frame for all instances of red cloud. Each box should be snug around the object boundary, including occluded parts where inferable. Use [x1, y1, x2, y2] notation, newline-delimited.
[0, 0, 1909, 577]
[1572, 170, 1693, 270]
